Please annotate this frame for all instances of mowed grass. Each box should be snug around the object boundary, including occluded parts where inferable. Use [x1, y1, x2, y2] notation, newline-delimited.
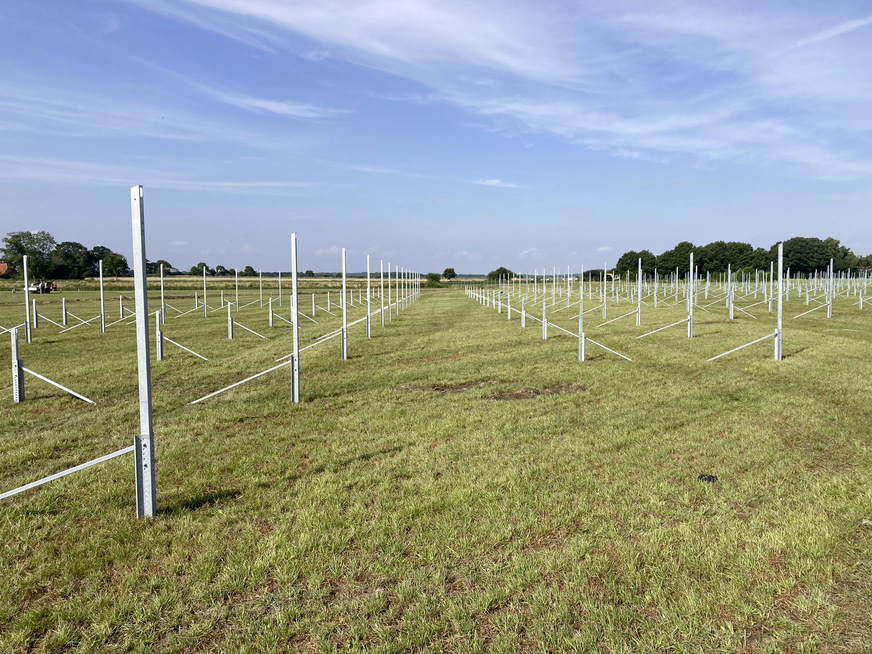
[0, 282, 871, 652]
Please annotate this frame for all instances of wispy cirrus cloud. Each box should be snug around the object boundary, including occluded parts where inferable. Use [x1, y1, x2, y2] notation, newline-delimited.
[138, 0, 872, 180]
[0, 154, 315, 192]
[0, 77, 316, 152]
[323, 161, 439, 178]
[453, 250, 482, 262]
[471, 178, 520, 188]
[315, 245, 341, 257]
[198, 86, 349, 119]
[518, 247, 544, 259]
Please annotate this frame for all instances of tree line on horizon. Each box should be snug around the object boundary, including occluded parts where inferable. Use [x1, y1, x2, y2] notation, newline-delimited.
[0, 230, 296, 280]
[0, 230, 132, 279]
[485, 236, 870, 282]
[614, 236, 869, 279]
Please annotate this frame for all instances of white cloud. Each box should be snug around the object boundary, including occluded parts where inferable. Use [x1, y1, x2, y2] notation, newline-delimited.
[201, 87, 349, 119]
[788, 13, 872, 51]
[140, 0, 872, 180]
[315, 245, 341, 257]
[454, 250, 481, 261]
[324, 161, 438, 178]
[597, 246, 612, 253]
[471, 178, 520, 188]
[0, 154, 315, 192]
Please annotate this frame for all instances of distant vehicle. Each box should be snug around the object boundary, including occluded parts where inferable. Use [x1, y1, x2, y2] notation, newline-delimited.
[28, 280, 57, 294]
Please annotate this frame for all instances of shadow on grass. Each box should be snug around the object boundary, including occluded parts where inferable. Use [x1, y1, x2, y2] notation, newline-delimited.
[262, 445, 405, 488]
[781, 346, 808, 359]
[159, 488, 242, 515]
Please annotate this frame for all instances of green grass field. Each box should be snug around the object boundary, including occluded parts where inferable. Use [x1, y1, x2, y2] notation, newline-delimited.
[1, 279, 870, 652]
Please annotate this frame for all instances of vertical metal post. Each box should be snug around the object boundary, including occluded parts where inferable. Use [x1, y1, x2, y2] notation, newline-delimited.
[259, 270, 263, 308]
[769, 261, 774, 312]
[521, 297, 526, 328]
[203, 265, 207, 317]
[235, 268, 239, 311]
[602, 262, 607, 320]
[380, 260, 385, 327]
[11, 328, 24, 402]
[120, 294, 123, 320]
[130, 185, 156, 518]
[387, 263, 392, 321]
[341, 248, 348, 360]
[688, 252, 694, 338]
[578, 292, 585, 362]
[775, 242, 783, 361]
[395, 264, 400, 315]
[290, 233, 300, 403]
[62, 296, 67, 326]
[227, 302, 233, 339]
[23, 255, 32, 343]
[542, 297, 547, 340]
[99, 259, 105, 333]
[32, 299, 38, 329]
[278, 271, 282, 307]
[312, 292, 315, 317]
[160, 263, 166, 324]
[268, 297, 273, 327]
[827, 258, 834, 318]
[636, 257, 642, 326]
[366, 255, 371, 338]
[155, 312, 163, 361]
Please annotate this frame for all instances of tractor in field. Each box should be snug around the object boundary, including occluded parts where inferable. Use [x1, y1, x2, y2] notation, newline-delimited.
[28, 280, 58, 294]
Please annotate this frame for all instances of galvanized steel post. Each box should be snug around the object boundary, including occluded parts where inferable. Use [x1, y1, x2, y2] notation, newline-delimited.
[23, 255, 32, 343]
[687, 252, 694, 338]
[290, 233, 300, 403]
[775, 242, 783, 360]
[160, 263, 166, 324]
[11, 327, 24, 402]
[341, 248, 348, 360]
[99, 259, 105, 333]
[366, 255, 371, 338]
[130, 185, 156, 518]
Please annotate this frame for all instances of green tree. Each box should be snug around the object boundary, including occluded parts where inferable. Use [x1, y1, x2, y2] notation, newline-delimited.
[442, 267, 457, 280]
[487, 266, 514, 282]
[152, 259, 175, 274]
[50, 241, 92, 279]
[89, 246, 112, 274]
[189, 262, 216, 276]
[102, 253, 130, 277]
[424, 272, 442, 288]
[1, 230, 57, 278]
[242, 265, 257, 277]
[614, 250, 656, 279]
[774, 237, 829, 274]
[305, 270, 315, 278]
[657, 241, 695, 272]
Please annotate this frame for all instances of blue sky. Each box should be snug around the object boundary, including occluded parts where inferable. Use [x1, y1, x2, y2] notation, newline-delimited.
[1, 1, 871, 274]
